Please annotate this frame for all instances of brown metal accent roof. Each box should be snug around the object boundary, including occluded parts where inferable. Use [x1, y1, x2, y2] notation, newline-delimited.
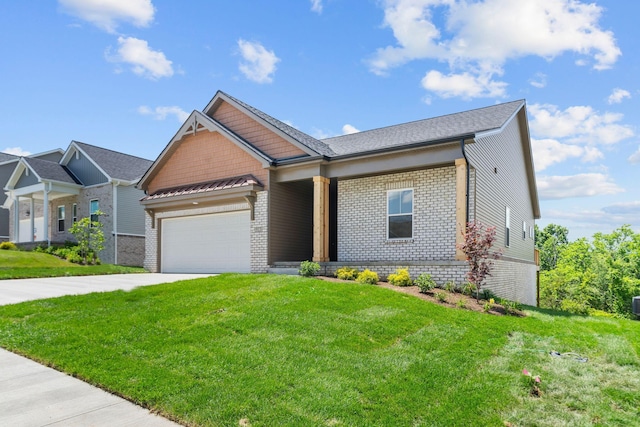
[142, 174, 262, 201]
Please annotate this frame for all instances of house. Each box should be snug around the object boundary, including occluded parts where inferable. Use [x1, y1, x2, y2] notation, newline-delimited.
[2, 141, 153, 266]
[138, 91, 540, 305]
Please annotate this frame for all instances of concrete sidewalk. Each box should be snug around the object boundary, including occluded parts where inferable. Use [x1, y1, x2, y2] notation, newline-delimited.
[0, 273, 214, 426]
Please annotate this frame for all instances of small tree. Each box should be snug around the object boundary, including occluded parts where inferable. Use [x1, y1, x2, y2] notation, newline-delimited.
[458, 221, 502, 300]
[69, 211, 105, 264]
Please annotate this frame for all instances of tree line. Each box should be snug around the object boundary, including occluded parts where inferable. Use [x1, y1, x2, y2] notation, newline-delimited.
[536, 224, 640, 318]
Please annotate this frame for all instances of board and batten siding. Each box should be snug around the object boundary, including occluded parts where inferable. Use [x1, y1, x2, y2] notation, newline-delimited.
[116, 184, 146, 235]
[465, 114, 535, 262]
[15, 169, 38, 188]
[268, 178, 313, 263]
[66, 151, 108, 186]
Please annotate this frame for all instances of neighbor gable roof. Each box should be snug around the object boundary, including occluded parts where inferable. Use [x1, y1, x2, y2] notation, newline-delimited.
[5, 157, 81, 191]
[61, 141, 153, 183]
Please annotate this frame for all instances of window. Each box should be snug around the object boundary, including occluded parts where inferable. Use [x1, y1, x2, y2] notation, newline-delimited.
[387, 189, 413, 239]
[529, 226, 534, 239]
[57, 206, 65, 232]
[72, 203, 77, 223]
[505, 206, 511, 247]
[90, 200, 100, 222]
[523, 221, 527, 240]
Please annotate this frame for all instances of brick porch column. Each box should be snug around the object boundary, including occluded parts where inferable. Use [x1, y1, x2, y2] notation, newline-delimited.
[313, 176, 329, 262]
[455, 158, 467, 261]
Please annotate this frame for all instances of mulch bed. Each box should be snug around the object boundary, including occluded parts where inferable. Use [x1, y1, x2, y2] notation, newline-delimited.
[318, 276, 525, 316]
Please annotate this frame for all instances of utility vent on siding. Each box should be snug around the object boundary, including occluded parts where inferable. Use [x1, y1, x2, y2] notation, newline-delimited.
[633, 296, 640, 316]
[386, 180, 414, 190]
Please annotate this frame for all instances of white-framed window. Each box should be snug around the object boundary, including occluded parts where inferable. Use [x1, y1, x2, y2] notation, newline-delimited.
[529, 225, 534, 239]
[523, 221, 527, 240]
[90, 199, 100, 222]
[505, 206, 511, 247]
[387, 189, 413, 239]
[57, 206, 65, 232]
[72, 203, 77, 223]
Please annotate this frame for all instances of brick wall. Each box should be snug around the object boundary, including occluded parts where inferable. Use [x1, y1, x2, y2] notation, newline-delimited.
[116, 235, 145, 267]
[251, 191, 269, 273]
[484, 259, 537, 306]
[337, 167, 457, 262]
[144, 211, 158, 272]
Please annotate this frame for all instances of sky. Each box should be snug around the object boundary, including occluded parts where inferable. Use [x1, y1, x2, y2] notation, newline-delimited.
[1, 0, 639, 241]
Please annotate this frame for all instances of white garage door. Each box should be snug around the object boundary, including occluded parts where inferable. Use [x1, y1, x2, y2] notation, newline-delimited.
[161, 211, 251, 273]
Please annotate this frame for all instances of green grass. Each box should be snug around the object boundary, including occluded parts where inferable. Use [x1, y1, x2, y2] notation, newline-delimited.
[0, 274, 638, 426]
[0, 250, 145, 279]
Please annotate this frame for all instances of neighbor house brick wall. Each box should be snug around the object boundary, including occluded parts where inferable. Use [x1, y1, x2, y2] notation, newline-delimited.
[116, 235, 145, 267]
[147, 131, 268, 195]
[213, 101, 307, 159]
[337, 167, 457, 263]
[251, 191, 269, 273]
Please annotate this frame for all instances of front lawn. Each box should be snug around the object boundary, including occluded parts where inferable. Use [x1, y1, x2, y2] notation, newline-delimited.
[0, 250, 145, 279]
[0, 274, 638, 426]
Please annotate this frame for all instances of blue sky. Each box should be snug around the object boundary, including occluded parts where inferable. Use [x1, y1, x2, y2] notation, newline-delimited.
[1, 0, 639, 240]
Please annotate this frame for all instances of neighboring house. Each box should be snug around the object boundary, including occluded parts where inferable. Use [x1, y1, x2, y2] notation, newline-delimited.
[0, 149, 65, 242]
[138, 91, 540, 305]
[2, 141, 153, 266]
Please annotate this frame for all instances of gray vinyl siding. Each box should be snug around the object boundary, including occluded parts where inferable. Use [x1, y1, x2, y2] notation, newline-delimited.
[66, 152, 108, 186]
[268, 178, 313, 263]
[116, 185, 146, 235]
[465, 115, 535, 262]
[15, 169, 38, 188]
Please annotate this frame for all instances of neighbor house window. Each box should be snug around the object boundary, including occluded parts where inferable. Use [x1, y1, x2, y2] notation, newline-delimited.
[90, 200, 99, 222]
[530, 226, 534, 239]
[72, 203, 77, 223]
[57, 206, 65, 232]
[505, 206, 511, 247]
[387, 189, 413, 239]
[523, 221, 527, 240]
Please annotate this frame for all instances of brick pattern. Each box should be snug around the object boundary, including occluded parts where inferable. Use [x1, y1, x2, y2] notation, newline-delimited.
[251, 191, 269, 273]
[322, 263, 468, 286]
[213, 101, 307, 159]
[116, 235, 145, 266]
[144, 211, 158, 272]
[484, 259, 537, 306]
[148, 131, 268, 195]
[337, 168, 457, 262]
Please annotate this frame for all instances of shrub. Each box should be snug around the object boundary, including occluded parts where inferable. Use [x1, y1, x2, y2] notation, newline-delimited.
[458, 221, 502, 299]
[356, 269, 379, 285]
[483, 298, 494, 312]
[435, 291, 448, 302]
[560, 299, 589, 315]
[479, 289, 497, 301]
[501, 299, 522, 315]
[444, 281, 457, 293]
[335, 266, 359, 281]
[299, 260, 321, 277]
[415, 273, 436, 293]
[462, 282, 477, 296]
[387, 268, 412, 286]
[457, 298, 467, 309]
[0, 241, 17, 250]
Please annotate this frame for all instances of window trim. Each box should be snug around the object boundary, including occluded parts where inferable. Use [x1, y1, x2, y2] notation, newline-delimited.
[57, 205, 65, 232]
[522, 221, 527, 240]
[386, 188, 414, 240]
[505, 206, 511, 247]
[72, 203, 77, 223]
[89, 199, 100, 223]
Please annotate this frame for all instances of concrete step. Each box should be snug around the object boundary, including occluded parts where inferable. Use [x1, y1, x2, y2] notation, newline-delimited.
[267, 267, 300, 275]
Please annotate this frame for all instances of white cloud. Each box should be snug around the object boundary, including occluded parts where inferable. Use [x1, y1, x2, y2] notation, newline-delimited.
[2, 147, 31, 156]
[537, 173, 624, 200]
[108, 36, 173, 80]
[237, 39, 280, 84]
[310, 0, 323, 14]
[138, 105, 189, 122]
[342, 124, 360, 135]
[629, 147, 640, 164]
[602, 201, 640, 215]
[607, 88, 631, 104]
[529, 104, 634, 146]
[59, 0, 155, 33]
[421, 69, 507, 99]
[531, 138, 583, 171]
[529, 73, 547, 88]
[370, 0, 620, 99]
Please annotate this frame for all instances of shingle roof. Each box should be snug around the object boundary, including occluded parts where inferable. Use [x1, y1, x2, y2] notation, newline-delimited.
[219, 92, 336, 157]
[73, 141, 154, 182]
[142, 175, 262, 201]
[321, 100, 524, 156]
[23, 157, 81, 184]
[0, 152, 18, 164]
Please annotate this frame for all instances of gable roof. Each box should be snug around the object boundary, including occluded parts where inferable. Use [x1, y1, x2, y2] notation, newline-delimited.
[63, 141, 154, 182]
[321, 100, 525, 156]
[0, 152, 18, 164]
[22, 157, 81, 184]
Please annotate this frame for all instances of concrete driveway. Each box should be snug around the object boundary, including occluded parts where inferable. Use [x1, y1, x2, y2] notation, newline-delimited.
[0, 273, 213, 426]
[0, 273, 213, 306]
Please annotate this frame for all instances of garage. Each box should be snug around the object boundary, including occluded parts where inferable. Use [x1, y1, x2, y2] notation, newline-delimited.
[161, 210, 251, 273]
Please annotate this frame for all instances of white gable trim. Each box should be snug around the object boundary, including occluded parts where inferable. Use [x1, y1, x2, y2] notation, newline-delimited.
[4, 159, 40, 190]
[60, 141, 112, 182]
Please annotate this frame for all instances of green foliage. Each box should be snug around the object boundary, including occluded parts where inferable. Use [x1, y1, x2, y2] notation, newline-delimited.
[501, 300, 522, 316]
[0, 241, 17, 250]
[444, 280, 457, 293]
[356, 269, 379, 284]
[535, 223, 569, 271]
[335, 266, 359, 281]
[415, 273, 436, 293]
[462, 282, 477, 296]
[435, 291, 448, 302]
[69, 212, 105, 264]
[458, 221, 502, 298]
[479, 289, 496, 301]
[456, 298, 467, 309]
[387, 268, 412, 286]
[540, 224, 640, 317]
[299, 260, 320, 277]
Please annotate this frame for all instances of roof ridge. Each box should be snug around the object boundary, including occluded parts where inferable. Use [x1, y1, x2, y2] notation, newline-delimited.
[72, 140, 153, 162]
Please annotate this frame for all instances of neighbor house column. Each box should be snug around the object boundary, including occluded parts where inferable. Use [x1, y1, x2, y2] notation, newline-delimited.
[455, 158, 467, 261]
[29, 198, 34, 242]
[313, 176, 329, 262]
[14, 195, 19, 243]
[43, 186, 49, 246]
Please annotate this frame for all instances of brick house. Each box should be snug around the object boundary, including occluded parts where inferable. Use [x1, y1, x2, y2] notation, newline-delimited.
[2, 141, 153, 266]
[138, 91, 540, 305]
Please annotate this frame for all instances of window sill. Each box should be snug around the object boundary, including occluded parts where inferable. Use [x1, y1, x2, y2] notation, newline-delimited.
[385, 238, 414, 244]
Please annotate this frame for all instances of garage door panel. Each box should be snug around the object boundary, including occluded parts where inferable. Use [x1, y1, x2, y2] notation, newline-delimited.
[161, 211, 250, 273]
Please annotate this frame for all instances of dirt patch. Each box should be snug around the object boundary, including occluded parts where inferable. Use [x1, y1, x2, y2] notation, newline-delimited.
[318, 276, 525, 317]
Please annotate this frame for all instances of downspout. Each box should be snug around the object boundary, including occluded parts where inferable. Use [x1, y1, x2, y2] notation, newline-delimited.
[44, 182, 51, 247]
[113, 181, 119, 265]
[459, 138, 470, 224]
